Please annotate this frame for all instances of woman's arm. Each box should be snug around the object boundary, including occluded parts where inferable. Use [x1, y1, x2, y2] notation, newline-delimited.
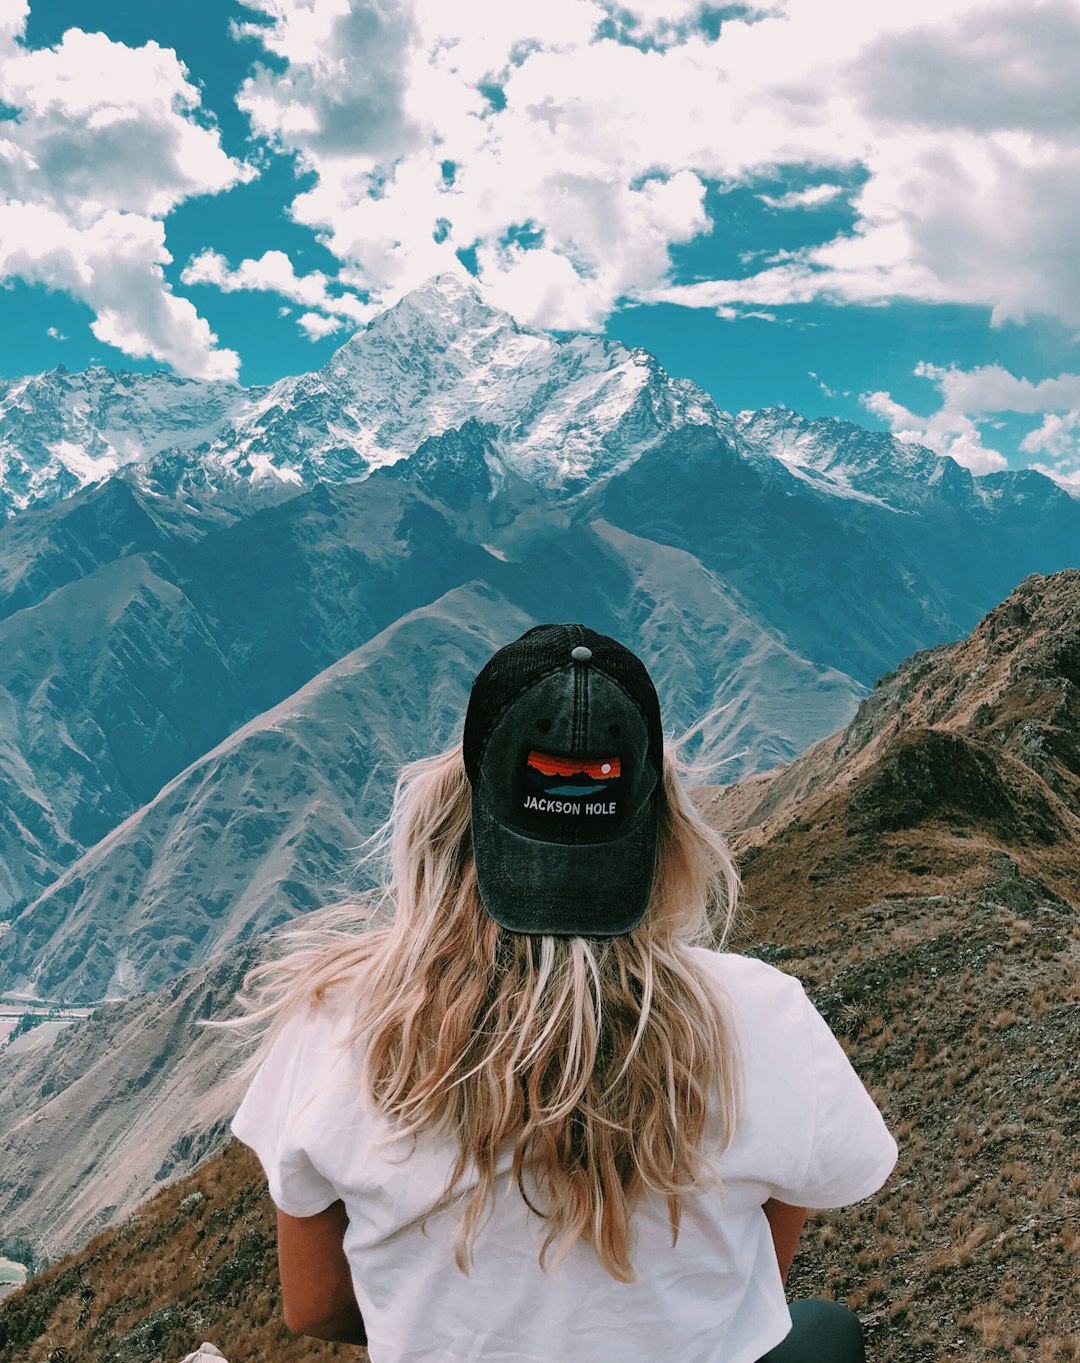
[276, 1200, 368, 1345]
[762, 1198, 807, 1286]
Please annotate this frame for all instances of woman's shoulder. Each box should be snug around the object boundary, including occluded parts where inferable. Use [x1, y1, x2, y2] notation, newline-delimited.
[257, 989, 357, 1068]
[685, 945, 808, 998]
[684, 947, 817, 1047]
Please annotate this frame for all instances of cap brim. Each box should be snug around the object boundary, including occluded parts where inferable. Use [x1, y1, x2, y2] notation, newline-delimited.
[470, 787, 660, 936]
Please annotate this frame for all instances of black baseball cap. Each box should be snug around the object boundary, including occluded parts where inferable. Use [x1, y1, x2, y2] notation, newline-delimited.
[463, 624, 664, 936]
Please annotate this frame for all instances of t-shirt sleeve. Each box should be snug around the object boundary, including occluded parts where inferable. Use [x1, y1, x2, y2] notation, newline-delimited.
[769, 983, 899, 1209]
[230, 1009, 341, 1218]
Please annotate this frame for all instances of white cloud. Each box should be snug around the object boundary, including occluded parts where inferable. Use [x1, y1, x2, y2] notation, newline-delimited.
[1020, 410, 1080, 493]
[16, 0, 1079, 377]
[1020, 410, 1080, 457]
[46, 325, 66, 340]
[808, 370, 836, 398]
[861, 386, 1007, 475]
[226, 1, 737, 322]
[181, 248, 377, 332]
[297, 311, 346, 339]
[715, 304, 781, 322]
[234, 0, 425, 161]
[0, 1, 28, 46]
[759, 184, 846, 210]
[861, 359, 1080, 484]
[224, 0, 1080, 340]
[642, 4, 1080, 330]
[0, 204, 239, 380]
[853, 1, 1080, 138]
[1, 28, 249, 217]
[0, 15, 252, 377]
[912, 362, 1080, 416]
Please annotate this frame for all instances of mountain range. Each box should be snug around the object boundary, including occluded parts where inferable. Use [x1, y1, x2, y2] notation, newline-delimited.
[0, 272, 1078, 1004]
[0, 273, 717, 519]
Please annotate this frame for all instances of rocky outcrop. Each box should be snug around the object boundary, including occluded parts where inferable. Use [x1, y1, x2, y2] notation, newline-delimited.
[697, 569, 1080, 945]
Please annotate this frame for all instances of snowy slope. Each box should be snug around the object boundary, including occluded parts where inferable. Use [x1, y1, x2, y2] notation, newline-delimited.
[734, 408, 981, 513]
[168, 273, 721, 498]
[0, 366, 248, 520]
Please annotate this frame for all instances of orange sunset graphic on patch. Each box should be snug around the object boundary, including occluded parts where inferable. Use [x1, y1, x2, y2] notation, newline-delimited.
[525, 750, 621, 798]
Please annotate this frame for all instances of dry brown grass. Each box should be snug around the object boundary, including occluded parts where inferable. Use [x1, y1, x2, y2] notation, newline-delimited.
[0, 1140, 367, 1363]
[775, 877, 1079, 1362]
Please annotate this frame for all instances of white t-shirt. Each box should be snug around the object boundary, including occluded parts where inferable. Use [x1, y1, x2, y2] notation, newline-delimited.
[231, 948, 898, 1363]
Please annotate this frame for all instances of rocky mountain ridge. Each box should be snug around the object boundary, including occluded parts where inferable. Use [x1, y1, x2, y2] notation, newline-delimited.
[699, 569, 1080, 942]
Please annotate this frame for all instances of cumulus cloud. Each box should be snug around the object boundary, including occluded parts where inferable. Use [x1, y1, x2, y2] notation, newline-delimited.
[1019, 410, 1080, 493]
[861, 360, 1080, 485]
[0, 14, 251, 378]
[1, 28, 247, 217]
[1021, 410, 1080, 456]
[853, 1, 1080, 137]
[180, 248, 377, 332]
[230, 0, 728, 323]
[759, 184, 846, 210]
[647, 3, 1080, 331]
[911, 362, 1080, 416]
[861, 386, 1008, 475]
[0, 1, 28, 46]
[0, 204, 239, 379]
[297, 311, 346, 339]
[234, 0, 424, 160]
[220, 0, 1080, 343]
[15, 0, 1080, 386]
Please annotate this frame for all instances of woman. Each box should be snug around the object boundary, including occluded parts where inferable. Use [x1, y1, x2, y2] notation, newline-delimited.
[220, 623, 898, 1362]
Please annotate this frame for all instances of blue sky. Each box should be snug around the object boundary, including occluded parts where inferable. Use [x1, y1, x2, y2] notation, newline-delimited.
[2, 0, 1080, 490]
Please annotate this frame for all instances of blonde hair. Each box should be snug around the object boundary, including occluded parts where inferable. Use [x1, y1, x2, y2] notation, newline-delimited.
[208, 725, 747, 1284]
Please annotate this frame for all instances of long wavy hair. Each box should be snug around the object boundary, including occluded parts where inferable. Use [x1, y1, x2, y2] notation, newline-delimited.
[208, 721, 747, 1284]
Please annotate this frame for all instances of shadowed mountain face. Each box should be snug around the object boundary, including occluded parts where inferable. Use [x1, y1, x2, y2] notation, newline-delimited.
[0, 531, 862, 1001]
[0, 280, 1078, 1008]
[598, 422, 1080, 684]
[0, 573, 1076, 1363]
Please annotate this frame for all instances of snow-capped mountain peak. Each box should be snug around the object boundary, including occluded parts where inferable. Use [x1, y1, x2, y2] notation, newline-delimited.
[0, 363, 247, 519]
[4, 270, 714, 516]
[330, 270, 504, 364]
[259, 270, 717, 491]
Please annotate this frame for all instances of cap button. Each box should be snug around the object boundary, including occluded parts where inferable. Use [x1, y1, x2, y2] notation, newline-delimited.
[571, 645, 592, 662]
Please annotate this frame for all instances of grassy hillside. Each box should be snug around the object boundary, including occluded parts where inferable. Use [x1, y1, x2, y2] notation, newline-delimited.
[0, 1138, 354, 1363]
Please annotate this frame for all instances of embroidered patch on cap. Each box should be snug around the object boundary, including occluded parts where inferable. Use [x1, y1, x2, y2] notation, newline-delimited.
[518, 748, 623, 817]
